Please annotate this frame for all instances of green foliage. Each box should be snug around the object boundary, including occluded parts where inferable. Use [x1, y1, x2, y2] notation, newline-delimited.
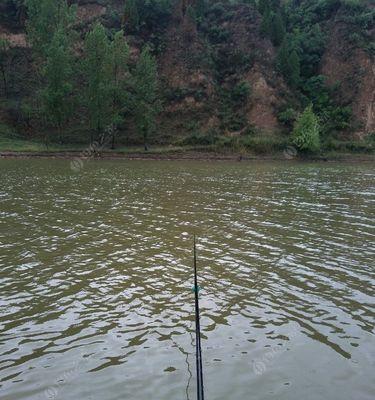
[81, 24, 131, 144]
[25, 0, 76, 57]
[180, 131, 217, 146]
[260, 10, 272, 37]
[258, 0, 286, 46]
[231, 81, 251, 102]
[302, 75, 352, 133]
[240, 134, 288, 154]
[195, 0, 207, 22]
[41, 27, 73, 139]
[277, 37, 300, 87]
[292, 105, 321, 152]
[324, 134, 374, 154]
[123, 0, 172, 33]
[133, 46, 161, 150]
[0, 38, 10, 96]
[108, 31, 130, 127]
[207, 2, 226, 18]
[258, 0, 271, 16]
[277, 107, 298, 129]
[2, 0, 373, 151]
[271, 12, 286, 46]
[295, 24, 326, 78]
[0, 38, 9, 62]
[123, 0, 140, 32]
[218, 81, 251, 132]
[207, 25, 231, 44]
[82, 23, 112, 140]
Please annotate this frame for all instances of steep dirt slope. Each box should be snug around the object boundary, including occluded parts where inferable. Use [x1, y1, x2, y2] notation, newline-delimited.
[321, 20, 374, 137]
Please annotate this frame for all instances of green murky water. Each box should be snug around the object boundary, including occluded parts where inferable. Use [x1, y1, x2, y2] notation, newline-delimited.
[0, 159, 374, 400]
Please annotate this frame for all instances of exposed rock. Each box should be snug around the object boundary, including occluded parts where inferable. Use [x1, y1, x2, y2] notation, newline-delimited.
[0, 30, 28, 48]
[245, 68, 280, 132]
[321, 22, 374, 136]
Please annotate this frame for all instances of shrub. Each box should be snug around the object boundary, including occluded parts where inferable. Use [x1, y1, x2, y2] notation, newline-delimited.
[291, 105, 321, 152]
[241, 135, 288, 154]
[231, 81, 251, 102]
[180, 132, 217, 146]
[278, 107, 298, 128]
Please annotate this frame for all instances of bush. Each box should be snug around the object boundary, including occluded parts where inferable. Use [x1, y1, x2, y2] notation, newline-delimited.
[278, 107, 298, 128]
[180, 132, 217, 146]
[207, 25, 230, 44]
[291, 105, 321, 152]
[231, 81, 251, 102]
[208, 2, 226, 18]
[324, 135, 374, 153]
[241, 135, 288, 154]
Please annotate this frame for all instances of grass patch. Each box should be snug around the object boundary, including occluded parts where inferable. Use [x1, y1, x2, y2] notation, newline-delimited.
[213, 134, 289, 154]
[324, 136, 374, 154]
[0, 136, 84, 152]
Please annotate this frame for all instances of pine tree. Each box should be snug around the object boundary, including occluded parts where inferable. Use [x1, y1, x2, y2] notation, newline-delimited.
[258, 0, 271, 15]
[292, 105, 320, 153]
[289, 50, 300, 87]
[277, 38, 300, 88]
[277, 38, 289, 75]
[260, 10, 273, 37]
[42, 27, 73, 143]
[123, 0, 139, 32]
[108, 30, 130, 149]
[25, 0, 76, 58]
[133, 46, 160, 151]
[0, 38, 10, 97]
[83, 23, 111, 143]
[195, 0, 207, 21]
[271, 12, 285, 46]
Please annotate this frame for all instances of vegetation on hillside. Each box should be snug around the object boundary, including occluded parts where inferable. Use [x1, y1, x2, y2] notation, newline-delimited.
[0, 0, 373, 155]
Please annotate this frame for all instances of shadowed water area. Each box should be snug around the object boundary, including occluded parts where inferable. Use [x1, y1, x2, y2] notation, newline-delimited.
[0, 159, 374, 400]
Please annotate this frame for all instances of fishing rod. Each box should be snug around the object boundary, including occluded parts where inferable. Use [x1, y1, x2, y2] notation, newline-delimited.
[193, 235, 204, 400]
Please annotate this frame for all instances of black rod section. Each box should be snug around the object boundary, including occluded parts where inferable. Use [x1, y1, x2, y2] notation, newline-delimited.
[194, 235, 204, 400]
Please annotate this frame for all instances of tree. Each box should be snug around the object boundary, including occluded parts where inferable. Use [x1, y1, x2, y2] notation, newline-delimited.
[83, 23, 111, 143]
[0, 38, 10, 97]
[277, 37, 300, 87]
[292, 105, 320, 153]
[195, 0, 207, 21]
[108, 30, 130, 148]
[41, 27, 73, 143]
[258, 0, 271, 15]
[25, 0, 76, 58]
[24, 0, 77, 141]
[270, 12, 285, 46]
[289, 50, 300, 87]
[260, 10, 273, 37]
[123, 0, 139, 32]
[133, 46, 160, 151]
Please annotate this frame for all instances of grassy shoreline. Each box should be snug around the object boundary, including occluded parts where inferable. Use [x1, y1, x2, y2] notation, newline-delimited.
[0, 137, 374, 162]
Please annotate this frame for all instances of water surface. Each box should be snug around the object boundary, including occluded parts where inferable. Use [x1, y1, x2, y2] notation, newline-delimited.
[0, 159, 374, 400]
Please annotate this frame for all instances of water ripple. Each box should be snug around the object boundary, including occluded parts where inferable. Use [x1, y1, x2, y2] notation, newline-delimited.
[0, 160, 374, 400]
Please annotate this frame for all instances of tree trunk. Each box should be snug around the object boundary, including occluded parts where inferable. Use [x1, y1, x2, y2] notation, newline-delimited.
[144, 130, 148, 151]
[0, 65, 8, 98]
[111, 131, 116, 150]
[58, 124, 63, 144]
[44, 134, 49, 150]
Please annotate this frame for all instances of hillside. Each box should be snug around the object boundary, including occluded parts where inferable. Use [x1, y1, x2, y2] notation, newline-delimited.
[0, 0, 374, 154]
